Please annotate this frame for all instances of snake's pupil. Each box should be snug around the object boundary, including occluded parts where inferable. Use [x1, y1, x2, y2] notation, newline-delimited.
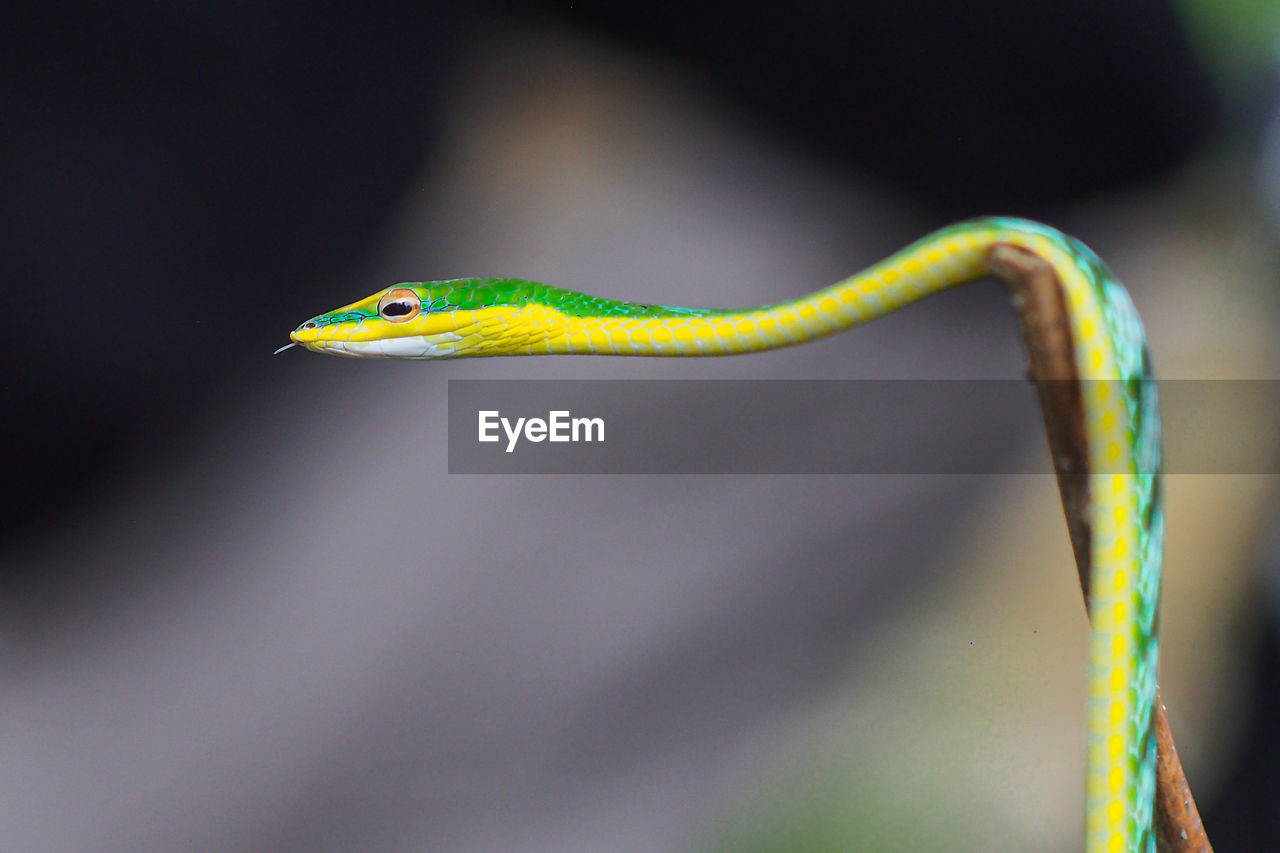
[376, 288, 421, 323]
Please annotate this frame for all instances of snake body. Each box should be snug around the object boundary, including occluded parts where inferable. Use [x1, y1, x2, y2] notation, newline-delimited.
[290, 218, 1162, 852]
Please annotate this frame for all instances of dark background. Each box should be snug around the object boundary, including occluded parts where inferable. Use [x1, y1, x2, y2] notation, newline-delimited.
[0, 1, 1217, 546]
[2, 2, 1276, 850]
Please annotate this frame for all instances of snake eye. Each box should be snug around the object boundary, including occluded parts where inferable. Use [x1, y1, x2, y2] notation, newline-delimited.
[378, 288, 421, 323]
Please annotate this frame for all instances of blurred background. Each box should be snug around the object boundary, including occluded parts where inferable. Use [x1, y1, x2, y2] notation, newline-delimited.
[2, 1, 1279, 849]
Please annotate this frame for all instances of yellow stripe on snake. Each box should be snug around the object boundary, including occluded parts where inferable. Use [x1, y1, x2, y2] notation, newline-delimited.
[287, 217, 1192, 852]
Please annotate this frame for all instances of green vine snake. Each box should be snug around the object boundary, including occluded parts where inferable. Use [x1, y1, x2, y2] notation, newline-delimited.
[285, 217, 1208, 852]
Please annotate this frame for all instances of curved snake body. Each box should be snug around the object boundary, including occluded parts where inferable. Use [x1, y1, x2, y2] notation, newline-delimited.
[291, 218, 1163, 852]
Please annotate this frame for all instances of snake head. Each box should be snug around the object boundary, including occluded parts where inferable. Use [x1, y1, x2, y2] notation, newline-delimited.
[289, 280, 529, 359]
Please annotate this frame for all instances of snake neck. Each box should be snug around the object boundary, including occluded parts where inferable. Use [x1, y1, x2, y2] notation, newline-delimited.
[502, 217, 1163, 852]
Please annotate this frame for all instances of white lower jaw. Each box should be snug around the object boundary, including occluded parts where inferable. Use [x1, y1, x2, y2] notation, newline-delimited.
[307, 333, 462, 359]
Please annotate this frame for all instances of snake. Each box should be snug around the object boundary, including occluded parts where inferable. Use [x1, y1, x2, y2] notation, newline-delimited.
[284, 217, 1179, 852]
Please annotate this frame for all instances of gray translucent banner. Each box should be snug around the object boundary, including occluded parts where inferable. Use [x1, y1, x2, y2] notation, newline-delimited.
[447, 380, 1279, 474]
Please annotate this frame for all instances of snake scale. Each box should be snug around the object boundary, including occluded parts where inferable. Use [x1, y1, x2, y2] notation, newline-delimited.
[286, 218, 1210, 852]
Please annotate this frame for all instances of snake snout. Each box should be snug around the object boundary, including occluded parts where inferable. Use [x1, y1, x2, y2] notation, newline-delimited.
[290, 320, 321, 345]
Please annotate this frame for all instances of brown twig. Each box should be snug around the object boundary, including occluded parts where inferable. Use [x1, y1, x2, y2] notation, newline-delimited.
[986, 243, 1212, 853]
[1153, 692, 1213, 852]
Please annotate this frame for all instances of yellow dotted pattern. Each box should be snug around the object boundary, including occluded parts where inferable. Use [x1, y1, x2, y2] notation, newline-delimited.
[302, 221, 1153, 851]
[998, 232, 1145, 853]
[456, 230, 995, 357]
[480, 223, 1147, 852]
